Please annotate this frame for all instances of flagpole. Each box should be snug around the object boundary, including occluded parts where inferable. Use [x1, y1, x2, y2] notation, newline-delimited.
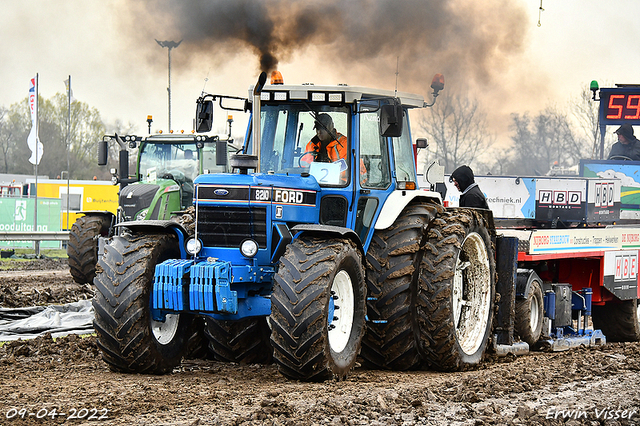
[34, 73, 39, 256]
[67, 75, 71, 231]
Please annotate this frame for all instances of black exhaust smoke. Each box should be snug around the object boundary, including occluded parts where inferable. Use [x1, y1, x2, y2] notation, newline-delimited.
[123, 0, 528, 90]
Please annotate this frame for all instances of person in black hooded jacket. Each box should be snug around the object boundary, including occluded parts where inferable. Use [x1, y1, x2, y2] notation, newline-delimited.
[450, 165, 489, 209]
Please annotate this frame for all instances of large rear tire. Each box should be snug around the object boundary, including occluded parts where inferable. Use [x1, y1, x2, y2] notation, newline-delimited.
[67, 215, 111, 285]
[416, 209, 495, 371]
[361, 202, 440, 370]
[592, 299, 640, 342]
[93, 233, 193, 374]
[270, 237, 366, 381]
[204, 317, 273, 364]
[515, 279, 544, 346]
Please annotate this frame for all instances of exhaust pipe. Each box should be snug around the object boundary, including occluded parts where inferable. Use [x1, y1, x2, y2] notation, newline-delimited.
[252, 72, 267, 173]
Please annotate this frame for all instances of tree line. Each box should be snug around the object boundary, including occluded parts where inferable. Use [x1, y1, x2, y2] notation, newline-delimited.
[419, 84, 615, 176]
[0, 85, 616, 181]
[0, 93, 134, 181]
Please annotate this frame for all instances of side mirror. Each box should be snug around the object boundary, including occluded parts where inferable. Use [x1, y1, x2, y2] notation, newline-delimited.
[415, 138, 428, 149]
[380, 103, 403, 138]
[98, 140, 108, 166]
[196, 99, 213, 133]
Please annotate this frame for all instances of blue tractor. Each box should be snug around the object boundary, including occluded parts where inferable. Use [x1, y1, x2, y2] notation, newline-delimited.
[92, 72, 497, 381]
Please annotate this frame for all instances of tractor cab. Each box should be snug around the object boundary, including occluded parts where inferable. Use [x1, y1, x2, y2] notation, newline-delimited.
[195, 77, 443, 252]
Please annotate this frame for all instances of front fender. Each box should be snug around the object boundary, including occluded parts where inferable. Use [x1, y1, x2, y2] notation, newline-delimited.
[290, 224, 364, 258]
[115, 220, 189, 258]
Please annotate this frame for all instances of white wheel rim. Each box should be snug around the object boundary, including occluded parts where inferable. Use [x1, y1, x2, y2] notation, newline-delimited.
[328, 270, 355, 353]
[530, 290, 541, 331]
[453, 232, 492, 356]
[152, 313, 180, 345]
[636, 300, 640, 326]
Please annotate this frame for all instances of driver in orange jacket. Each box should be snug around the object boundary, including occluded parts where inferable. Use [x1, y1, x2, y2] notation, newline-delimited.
[301, 113, 366, 183]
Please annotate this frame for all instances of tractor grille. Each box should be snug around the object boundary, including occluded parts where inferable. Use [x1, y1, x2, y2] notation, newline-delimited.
[196, 206, 267, 248]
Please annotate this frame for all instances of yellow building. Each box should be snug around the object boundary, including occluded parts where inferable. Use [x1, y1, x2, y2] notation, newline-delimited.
[27, 178, 119, 230]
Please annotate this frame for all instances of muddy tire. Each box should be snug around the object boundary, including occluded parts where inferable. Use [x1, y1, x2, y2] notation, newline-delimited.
[270, 237, 366, 381]
[93, 233, 193, 374]
[592, 299, 640, 342]
[204, 317, 273, 364]
[185, 317, 212, 360]
[361, 202, 440, 370]
[515, 278, 544, 346]
[67, 215, 111, 285]
[416, 209, 495, 371]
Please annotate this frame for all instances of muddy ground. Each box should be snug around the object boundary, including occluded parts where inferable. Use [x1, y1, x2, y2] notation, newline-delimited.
[1, 259, 639, 426]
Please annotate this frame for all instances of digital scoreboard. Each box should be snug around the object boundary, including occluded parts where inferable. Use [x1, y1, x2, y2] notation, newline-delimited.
[599, 86, 640, 125]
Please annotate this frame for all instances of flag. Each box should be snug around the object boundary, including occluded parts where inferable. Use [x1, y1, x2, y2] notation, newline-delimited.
[27, 75, 44, 165]
[64, 77, 75, 102]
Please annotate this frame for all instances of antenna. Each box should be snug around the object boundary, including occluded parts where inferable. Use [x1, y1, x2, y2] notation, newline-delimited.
[201, 68, 211, 96]
[537, 0, 544, 27]
[394, 56, 399, 97]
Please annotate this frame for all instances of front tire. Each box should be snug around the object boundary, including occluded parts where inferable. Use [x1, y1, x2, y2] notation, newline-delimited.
[592, 299, 640, 342]
[416, 209, 495, 371]
[204, 317, 273, 364]
[270, 237, 366, 381]
[67, 215, 111, 284]
[93, 233, 192, 374]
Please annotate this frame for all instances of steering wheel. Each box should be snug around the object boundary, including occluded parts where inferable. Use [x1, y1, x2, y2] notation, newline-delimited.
[608, 155, 634, 161]
[298, 151, 317, 167]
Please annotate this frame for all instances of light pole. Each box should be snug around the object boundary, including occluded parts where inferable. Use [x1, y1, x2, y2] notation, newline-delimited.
[155, 39, 182, 131]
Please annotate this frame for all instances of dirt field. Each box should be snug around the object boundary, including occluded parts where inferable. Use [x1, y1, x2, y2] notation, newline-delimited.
[1, 259, 639, 426]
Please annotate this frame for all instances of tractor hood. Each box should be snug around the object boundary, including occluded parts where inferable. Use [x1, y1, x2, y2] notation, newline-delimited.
[193, 172, 321, 203]
[120, 178, 179, 221]
[120, 183, 160, 221]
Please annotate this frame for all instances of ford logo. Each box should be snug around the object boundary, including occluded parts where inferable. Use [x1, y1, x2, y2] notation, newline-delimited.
[214, 189, 229, 196]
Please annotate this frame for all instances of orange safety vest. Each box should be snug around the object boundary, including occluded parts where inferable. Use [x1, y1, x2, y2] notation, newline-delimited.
[301, 133, 348, 163]
[301, 133, 367, 182]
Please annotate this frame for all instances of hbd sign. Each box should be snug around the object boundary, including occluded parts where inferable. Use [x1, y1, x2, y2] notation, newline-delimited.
[594, 182, 615, 208]
[604, 250, 639, 300]
[538, 190, 581, 207]
[614, 254, 638, 282]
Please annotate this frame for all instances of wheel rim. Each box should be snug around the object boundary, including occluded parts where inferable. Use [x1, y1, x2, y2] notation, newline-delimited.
[328, 270, 355, 353]
[453, 232, 492, 356]
[152, 313, 180, 345]
[636, 300, 640, 327]
[530, 289, 541, 331]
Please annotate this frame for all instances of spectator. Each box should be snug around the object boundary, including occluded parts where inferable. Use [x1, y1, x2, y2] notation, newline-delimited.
[450, 165, 489, 209]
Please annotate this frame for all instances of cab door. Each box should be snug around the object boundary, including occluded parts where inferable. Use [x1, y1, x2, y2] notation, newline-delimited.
[352, 107, 394, 249]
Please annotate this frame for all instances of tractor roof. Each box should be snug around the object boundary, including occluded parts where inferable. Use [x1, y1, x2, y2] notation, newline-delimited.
[249, 84, 426, 109]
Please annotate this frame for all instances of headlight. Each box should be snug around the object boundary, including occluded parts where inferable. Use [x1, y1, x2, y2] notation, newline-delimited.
[186, 238, 202, 255]
[240, 239, 258, 258]
[135, 209, 149, 221]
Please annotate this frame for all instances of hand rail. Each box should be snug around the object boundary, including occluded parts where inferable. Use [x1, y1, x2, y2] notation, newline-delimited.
[0, 231, 70, 241]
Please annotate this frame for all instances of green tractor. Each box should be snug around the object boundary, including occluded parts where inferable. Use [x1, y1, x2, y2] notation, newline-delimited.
[66, 133, 236, 284]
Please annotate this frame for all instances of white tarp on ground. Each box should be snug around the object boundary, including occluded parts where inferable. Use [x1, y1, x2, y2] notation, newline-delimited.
[0, 300, 94, 341]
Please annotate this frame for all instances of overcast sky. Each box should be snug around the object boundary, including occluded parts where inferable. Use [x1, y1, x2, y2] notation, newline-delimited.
[1, 0, 639, 147]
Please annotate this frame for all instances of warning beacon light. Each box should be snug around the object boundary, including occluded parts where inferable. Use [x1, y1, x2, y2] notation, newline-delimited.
[270, 70, 284, 85]
[590, 80, 599, 101]
[431, 74, 445, 94]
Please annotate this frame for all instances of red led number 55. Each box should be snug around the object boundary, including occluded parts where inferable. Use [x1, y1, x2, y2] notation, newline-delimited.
[606, 94, 640, 120]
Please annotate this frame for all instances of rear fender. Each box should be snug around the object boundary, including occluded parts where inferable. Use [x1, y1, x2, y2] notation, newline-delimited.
[114, 220, 189, 258]
[375, 190, 442, 230]
[516, 269, 542, 300]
